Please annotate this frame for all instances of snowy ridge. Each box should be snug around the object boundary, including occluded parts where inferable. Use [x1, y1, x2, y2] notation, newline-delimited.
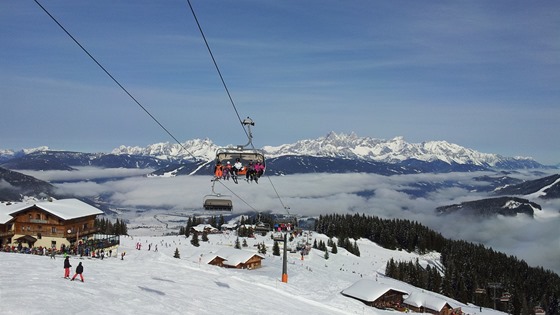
[525, 176, 560, 199]
[0, 146, 50, 162]
[111, 139, 218, 161]
[111, 132, 535, 166]
[262, 132, 532, 166]
[2, 132, 539, 167]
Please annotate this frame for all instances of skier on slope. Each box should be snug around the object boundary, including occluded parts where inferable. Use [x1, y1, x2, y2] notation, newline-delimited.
[71, 262, 84, 282]
[63, 256, 71, 279]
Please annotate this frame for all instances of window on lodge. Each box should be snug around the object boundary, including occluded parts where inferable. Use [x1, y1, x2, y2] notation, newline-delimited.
[51, 227, 57, 233]
[36, 214, 41, 220]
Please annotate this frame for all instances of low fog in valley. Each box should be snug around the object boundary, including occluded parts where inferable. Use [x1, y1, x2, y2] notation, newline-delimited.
[19, 167, 560, 274]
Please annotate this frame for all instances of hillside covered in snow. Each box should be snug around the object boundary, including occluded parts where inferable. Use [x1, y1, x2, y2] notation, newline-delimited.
[0, 230, 508, 315]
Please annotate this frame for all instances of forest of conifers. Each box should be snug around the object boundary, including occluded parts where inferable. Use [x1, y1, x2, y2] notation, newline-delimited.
[314, 213, 559, 315]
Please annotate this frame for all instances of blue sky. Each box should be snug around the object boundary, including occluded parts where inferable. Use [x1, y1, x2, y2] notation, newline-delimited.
[1, 0, 559, 164]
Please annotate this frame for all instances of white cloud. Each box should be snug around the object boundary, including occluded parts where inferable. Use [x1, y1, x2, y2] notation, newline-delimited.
[18, 167, 153, 182]
[45, 168, 560, 273]
[0, 179, 16, 190]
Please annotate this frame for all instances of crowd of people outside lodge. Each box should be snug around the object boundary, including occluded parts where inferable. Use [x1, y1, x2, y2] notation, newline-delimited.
[1, 234, 120, 258]
[214, 158, 265, 184]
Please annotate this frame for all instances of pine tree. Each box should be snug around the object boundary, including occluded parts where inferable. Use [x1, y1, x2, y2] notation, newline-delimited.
[353, 241, 360, 257]
[122, 219, 128, 235]
[242, 238, 248, 247]
[234, 237, 241, 249]
[324, 249, 329, 260]
[259, 242, 267, 255]
[191, 232, 200, 247]
[112, 218, 118, 234]
[272, 241, 280, 256]
[184, 219, 191, 238]
[331, 242, 338, 254]
[202, 231, 209, 242]
[218, 214, 224, 229]
[385, 258, 396, 278]
[173, 248, 180, 258]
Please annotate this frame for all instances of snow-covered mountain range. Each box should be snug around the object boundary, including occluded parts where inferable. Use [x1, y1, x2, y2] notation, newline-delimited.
[262, 132, 536, 166]
[106, 132, 540, 168]
[0, 133, 550, 175]
[110, 138, 217, 161]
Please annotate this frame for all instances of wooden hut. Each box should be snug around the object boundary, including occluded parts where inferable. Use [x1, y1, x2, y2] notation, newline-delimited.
[341, 279, 408, 310]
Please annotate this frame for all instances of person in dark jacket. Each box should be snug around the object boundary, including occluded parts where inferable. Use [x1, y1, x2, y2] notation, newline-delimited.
[71, 262, 84, 282]
[63, 256, 71, 278]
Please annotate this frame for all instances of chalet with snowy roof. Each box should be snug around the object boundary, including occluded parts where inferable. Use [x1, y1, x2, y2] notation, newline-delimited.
[206, 248, 264, 269]
[403, 291, 456, 315]
[191, 224, 219, 234]
[220, 223, 237, 231]
[341, 279, 408, 310]
[534, 306, 546, 315]
[0, 198, 103, 250]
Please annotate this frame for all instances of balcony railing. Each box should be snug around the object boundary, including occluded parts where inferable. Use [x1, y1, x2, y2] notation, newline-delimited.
[3, 227, 100, 239]
[64, 227, 99, 238]
[0, 231, 15, 238]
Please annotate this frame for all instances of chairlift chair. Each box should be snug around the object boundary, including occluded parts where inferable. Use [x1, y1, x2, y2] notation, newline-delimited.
[214, 117, 266, 176]
[272, 231, 285, 242]
[254, 222, 271, 233]
[203, 180, 232, 211]
[203, 196, 232, 211]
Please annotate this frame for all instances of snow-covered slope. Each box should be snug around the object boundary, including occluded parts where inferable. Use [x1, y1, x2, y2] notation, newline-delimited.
[0, 232, 506, 315]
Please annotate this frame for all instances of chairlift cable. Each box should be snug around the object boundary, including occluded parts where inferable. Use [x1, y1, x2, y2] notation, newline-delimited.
[35, 0, 276, 214]
[186, 0, 291, 214]
[266, 176, 291, 216]
[214, 180, 258, 212]
[186, 0, 269, 212]
[33, 0, 198, 162]
[185, 0, 251, 141]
